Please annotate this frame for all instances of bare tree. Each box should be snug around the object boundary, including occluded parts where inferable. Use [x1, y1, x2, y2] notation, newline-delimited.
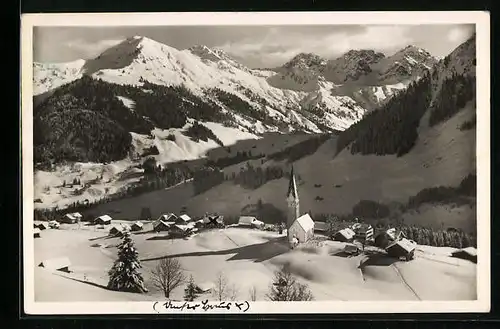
[213, 271, 229, 301]
[151, 258, 186, 299]
[228, 283, 239, 301]
[248, 285, 258, 301]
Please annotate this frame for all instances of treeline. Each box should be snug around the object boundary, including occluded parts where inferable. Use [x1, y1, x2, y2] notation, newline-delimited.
[336, 73, 432, 157]
[207, 87, 268, 122]
[232, 162, 286, 190]
[429, 73, 475, 127]
[34, 76, 233, 166]
[408, 173, 476, 208]
[192, 166, 225, 195]
[267, 134, 330, 162]
[314, 213, 476, 248]
[34, 109, 132, 167]
[184, 121, 224, 146]
[206, 150, 264, 169]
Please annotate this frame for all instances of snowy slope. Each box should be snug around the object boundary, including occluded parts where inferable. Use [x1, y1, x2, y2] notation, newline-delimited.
[33, 59, 85, 95]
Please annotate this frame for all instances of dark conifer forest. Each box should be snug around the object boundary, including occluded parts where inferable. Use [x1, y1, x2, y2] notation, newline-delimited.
[336, 73, 432, 157]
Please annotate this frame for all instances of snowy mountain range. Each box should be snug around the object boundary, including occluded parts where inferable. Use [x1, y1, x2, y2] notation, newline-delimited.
[33, 36, 437, 134]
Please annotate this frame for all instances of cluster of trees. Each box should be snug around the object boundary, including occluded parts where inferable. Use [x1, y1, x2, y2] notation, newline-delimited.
[34, 76, 236, 166]
[428, 73, 475, 127]
[336, 73, 432, 157]
[232, 162, 286, 190]
[207, 87, 268, 122]
[407, 174, 476, 209]
[400, 226, 475, 249]
[192, 166, 225, 195]
[267, 134, 330, 162]
[184, 122, 224, 146]
[352, 200, 390, 219]
[34, 109, 132, 168]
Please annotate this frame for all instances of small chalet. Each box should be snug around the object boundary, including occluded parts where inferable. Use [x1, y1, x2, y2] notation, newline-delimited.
[131, 221, 144, 231]
[38, 257, 71, 272]
[374, 228, 405, 249]
[60, 213, 80, 224]
[48, 220, 60, 229]
[238, 216, 264, 228]
[158, 213, 178, 223]
[288, 213, 315, 243]
[153, 220, 171, 232]
[451, 247, 477, 264]
[109, 224, 131, 236]
[386, 238, 417, 261]
[177, 214, 192, 223]
[95, 215, 112, 225]
[352, 223, 374, 243]
[34, 228, 41, 238]
[333, 228, 356, 242]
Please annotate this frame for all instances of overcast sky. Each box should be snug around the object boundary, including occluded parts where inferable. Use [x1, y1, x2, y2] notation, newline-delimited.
[33, 24, 475, 68]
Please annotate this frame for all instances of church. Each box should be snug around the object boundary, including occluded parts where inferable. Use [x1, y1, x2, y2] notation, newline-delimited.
[286, 166, 315, 246]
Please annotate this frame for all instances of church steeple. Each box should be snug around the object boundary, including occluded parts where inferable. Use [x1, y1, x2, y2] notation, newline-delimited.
[286, 165, 300, 234]
[287, 165, 299, 200]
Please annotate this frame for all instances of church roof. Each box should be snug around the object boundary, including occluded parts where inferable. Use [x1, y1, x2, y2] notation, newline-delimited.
[287, 166, 299, 199]
[294, 213, 315, 232]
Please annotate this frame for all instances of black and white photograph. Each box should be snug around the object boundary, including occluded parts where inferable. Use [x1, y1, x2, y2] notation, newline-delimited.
[21, 12, 490, 314]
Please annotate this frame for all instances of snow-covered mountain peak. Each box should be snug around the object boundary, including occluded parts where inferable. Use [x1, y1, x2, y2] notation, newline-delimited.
[284, 53, 327, 70]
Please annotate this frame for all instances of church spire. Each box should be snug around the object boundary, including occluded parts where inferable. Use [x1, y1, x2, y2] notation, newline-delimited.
[287, 165, 299, 200]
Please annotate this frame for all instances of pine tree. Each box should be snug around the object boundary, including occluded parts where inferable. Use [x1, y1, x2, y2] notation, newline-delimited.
[184, 275, 199, 301]
[267, 264, 314, 301]
[107, 232, 148, 293]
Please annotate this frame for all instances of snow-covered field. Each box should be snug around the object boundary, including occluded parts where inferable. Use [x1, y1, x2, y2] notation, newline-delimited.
[33, 225, 476, 302]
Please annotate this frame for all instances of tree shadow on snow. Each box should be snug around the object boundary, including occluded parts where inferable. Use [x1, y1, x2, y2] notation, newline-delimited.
[141, 236, 288, 263]
[54, 273, 112, 291]
[146, 234, 172, 241]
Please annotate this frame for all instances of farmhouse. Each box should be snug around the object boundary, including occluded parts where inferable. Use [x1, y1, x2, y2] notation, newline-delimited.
[34, 228, 41, 238]
[38, 257, 71, 272]
[333, 228, 356, 242]
[153, 220, 171, 232]
[352, 223, 374, 243]
[238, 216, 264, 228]
[131, 221, 144, 231]
[109, 224, 131, 236]
[48, 220, 60, 229]
[94, 215, 112, 225]
[285, 166, 315, 244]
[60, 213, 79, 224]
[158, 213, 178, 222]
[451, 247, 477, 263]
[177, 214, 192, 223]
[386, 238, 417, 261]
[169, 224, 193, 237]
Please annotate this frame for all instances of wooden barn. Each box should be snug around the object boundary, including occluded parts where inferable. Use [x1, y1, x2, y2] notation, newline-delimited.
[333, 228, 356, 242]
[288, 213, 315, 244]
[94, 215, 112, 225]
[153, 220, 171, 232]
[238, 216, 264, 228]
[386, 238, 417, 261]
[131, 221, 144, 231]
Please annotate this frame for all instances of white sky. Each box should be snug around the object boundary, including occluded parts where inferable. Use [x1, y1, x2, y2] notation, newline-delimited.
[34, 24, 475, 68]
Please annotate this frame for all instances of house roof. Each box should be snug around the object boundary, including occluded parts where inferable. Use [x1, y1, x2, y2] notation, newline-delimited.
[154, 220, 171, 227]
[64, 213, 77, 220]
[353, 223, 373, 234]
[39, 257, 71, 270]
[294, 214, 314, 232]
[179, 214, 191, 222]
[71, 212, 83, 218]
[34, 228, 41, 234]
[387, 238, 417, 254]
[337, 228, 356, 239]
[132, 221, 144, 227]
[286, 166, 299, 199]
[97, 215, 112, 221]
[239, 216, 258, 224]
[159, 213, 177, 221]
